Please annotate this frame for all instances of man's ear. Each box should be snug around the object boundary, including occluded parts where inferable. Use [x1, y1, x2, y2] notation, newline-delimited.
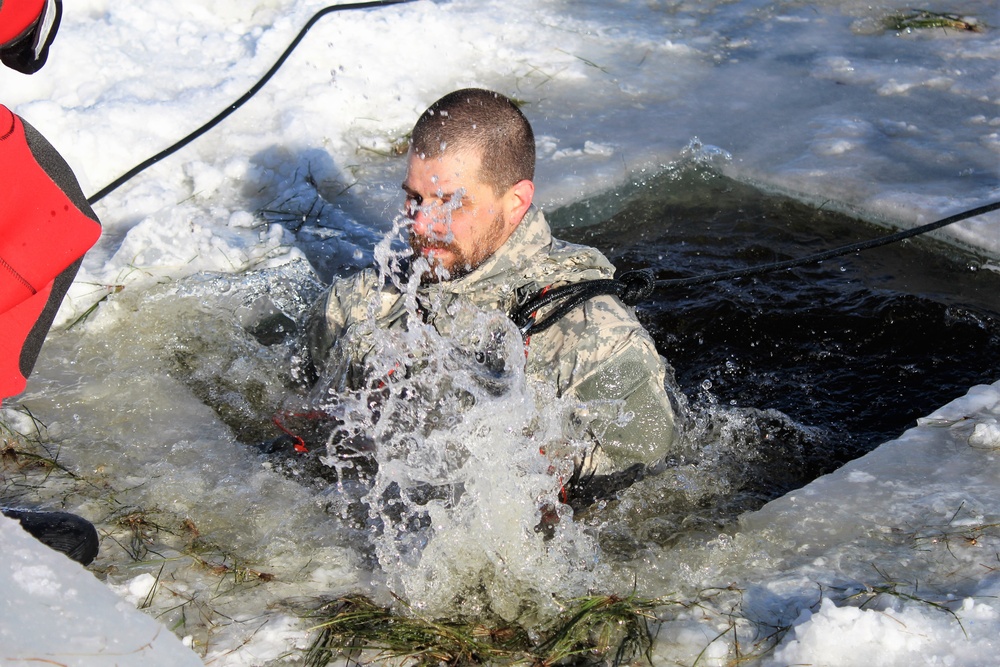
[505, 179, 535, 228]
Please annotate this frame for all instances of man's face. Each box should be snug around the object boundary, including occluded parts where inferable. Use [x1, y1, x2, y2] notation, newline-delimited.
[402, 149, 511, 282]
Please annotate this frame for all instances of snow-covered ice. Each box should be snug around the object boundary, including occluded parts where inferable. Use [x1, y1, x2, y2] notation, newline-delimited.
[0, 513, 203, 665]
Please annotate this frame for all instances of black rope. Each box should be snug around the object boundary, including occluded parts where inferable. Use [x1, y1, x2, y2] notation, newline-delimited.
[513, 269, 655, 336]
[655, 199, 1000, 289]
[86, 0, 416, 205]
[514, 200, 1000, 337]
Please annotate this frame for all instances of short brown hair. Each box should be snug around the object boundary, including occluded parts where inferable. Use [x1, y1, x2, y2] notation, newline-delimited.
[410, 88, 535, 196]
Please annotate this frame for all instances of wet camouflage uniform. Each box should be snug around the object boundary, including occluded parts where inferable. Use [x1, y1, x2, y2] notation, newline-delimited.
[307, 207, 678, 475]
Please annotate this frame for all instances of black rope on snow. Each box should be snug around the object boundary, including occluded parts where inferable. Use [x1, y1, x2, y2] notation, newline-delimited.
[86, 0, 416, 206]
[513, 200, 1000, 337]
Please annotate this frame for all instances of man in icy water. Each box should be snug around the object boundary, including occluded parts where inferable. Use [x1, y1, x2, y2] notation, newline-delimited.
[305, 88, 678, 511]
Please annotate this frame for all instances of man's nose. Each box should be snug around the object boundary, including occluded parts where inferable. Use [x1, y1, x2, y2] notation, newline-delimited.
[411, 206, 448, 239]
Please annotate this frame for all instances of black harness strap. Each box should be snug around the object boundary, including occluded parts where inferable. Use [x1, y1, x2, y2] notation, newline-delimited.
[512, 269, 654, 337]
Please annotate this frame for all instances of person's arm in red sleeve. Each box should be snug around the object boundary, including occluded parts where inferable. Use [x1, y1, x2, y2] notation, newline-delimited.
[0, 105, 101, 400]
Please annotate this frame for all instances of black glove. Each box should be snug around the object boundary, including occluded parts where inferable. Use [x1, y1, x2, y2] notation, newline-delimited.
[2, 506, 99, 565]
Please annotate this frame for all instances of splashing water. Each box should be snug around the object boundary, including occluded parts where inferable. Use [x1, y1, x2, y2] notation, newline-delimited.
[277, 221, 623, 622]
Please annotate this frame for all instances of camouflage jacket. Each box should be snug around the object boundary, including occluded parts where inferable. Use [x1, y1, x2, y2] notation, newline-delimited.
[307, 207, 678, 474]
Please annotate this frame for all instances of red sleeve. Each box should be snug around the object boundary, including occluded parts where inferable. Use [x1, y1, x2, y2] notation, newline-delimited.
[0, 105, 100, 314]
[0, 0, 46, 46]
[0, 104, 101, 399]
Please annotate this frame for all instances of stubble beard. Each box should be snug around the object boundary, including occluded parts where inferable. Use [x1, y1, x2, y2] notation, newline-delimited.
[410, 211, 507, 284]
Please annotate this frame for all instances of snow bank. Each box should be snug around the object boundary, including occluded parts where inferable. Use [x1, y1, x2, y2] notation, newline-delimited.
[0, 514, 202, 666]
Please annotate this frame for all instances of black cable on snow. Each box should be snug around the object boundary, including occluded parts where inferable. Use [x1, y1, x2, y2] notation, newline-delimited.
[86, 0, 416, 205]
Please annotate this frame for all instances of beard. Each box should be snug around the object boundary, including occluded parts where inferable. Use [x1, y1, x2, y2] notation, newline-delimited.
[409, 211, 507, 284]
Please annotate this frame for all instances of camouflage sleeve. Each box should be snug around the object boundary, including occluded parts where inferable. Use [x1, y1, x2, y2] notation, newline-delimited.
[534, 294, 678, 473]
[305, 269, 397, 376]
[304, 273, 366, 367]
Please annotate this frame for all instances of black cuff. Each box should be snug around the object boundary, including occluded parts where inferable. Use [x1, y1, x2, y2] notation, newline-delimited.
[0, 0, 62, 75]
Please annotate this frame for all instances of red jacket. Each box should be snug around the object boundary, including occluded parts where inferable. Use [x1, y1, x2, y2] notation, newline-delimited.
[0, 105, 101, 399]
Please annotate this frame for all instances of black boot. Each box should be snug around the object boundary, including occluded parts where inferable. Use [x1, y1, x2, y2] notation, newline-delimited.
[2, 507, 100, 566]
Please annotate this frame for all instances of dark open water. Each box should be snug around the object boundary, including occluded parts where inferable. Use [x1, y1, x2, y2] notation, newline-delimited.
[552, 167, 1000, 512]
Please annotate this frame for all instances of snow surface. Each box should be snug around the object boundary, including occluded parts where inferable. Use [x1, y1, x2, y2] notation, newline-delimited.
[0, 513, 203, 665]
[1, 0, 999, 665]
